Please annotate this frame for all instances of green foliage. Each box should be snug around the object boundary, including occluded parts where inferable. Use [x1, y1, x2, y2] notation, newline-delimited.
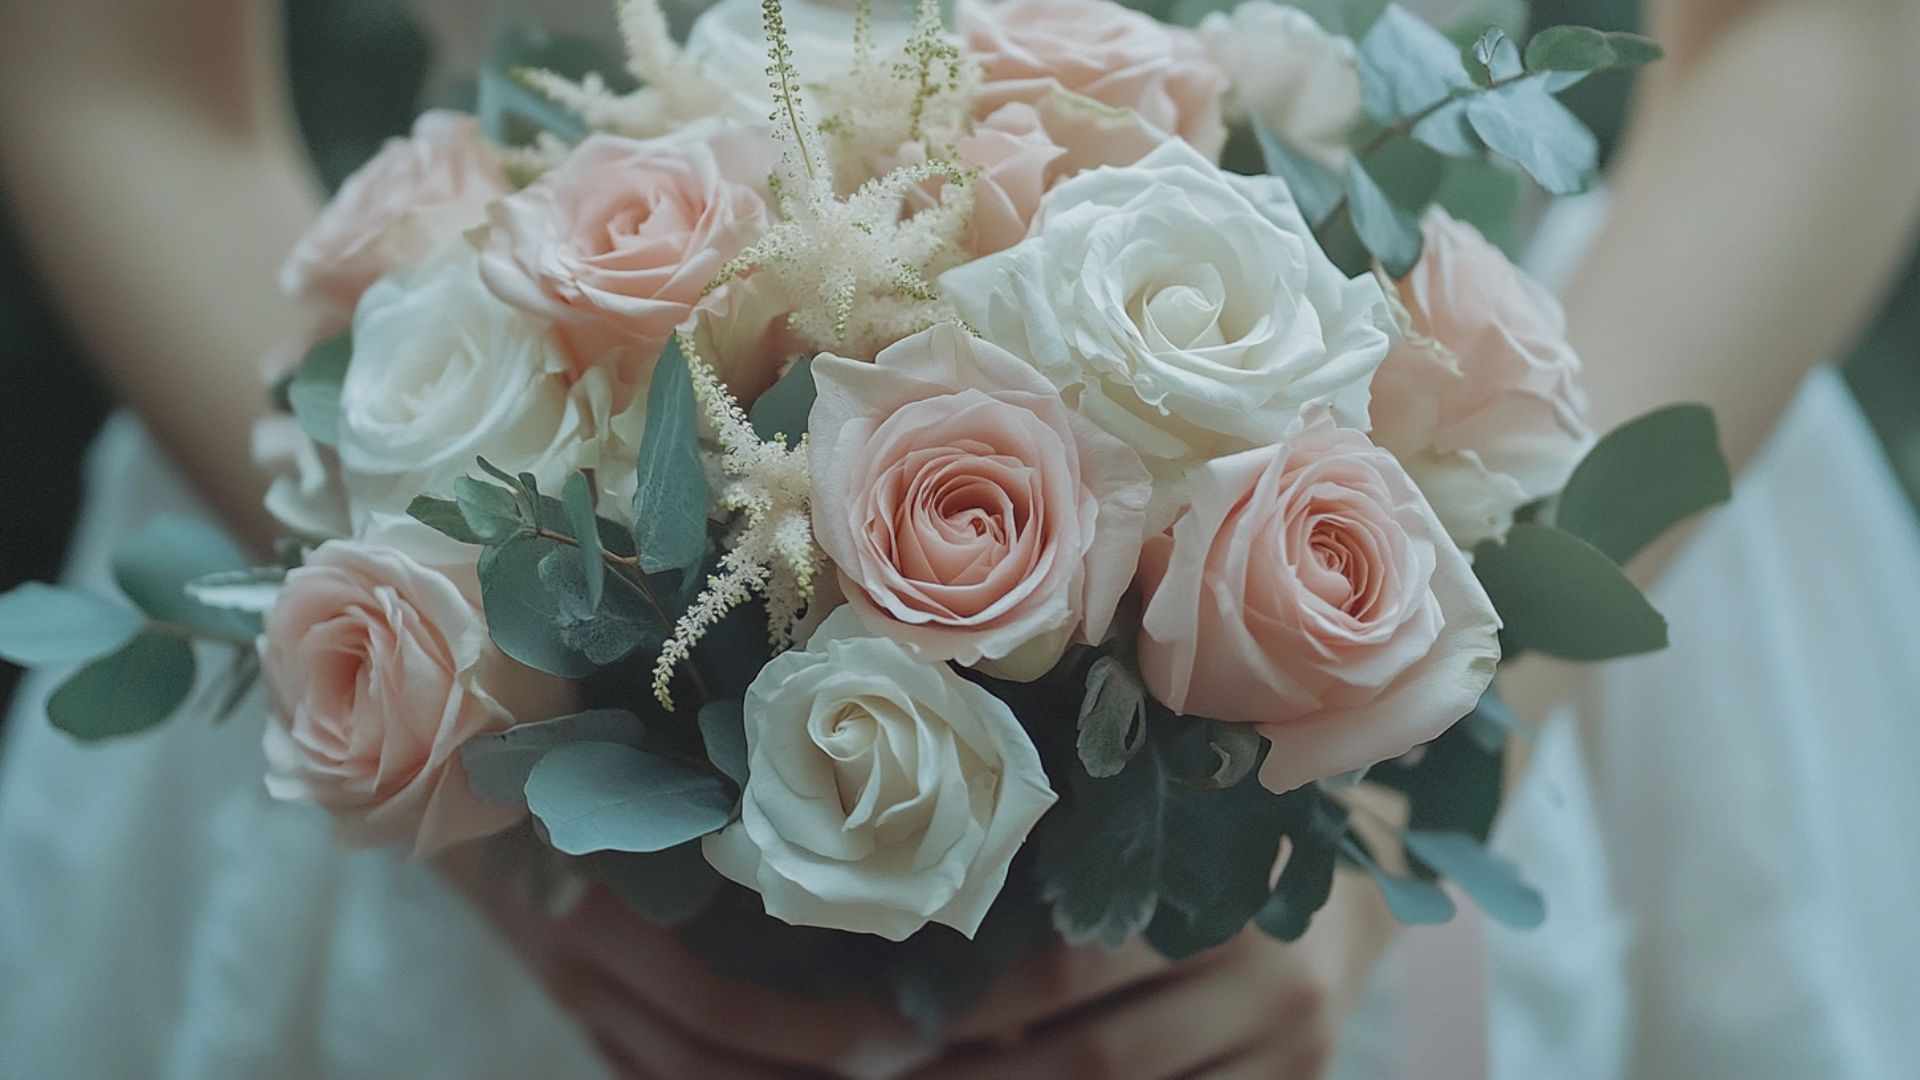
[288, 331, 352, 447]
[887, 880, 1050, 1037]
[1347, 158, 1424, 277]
[1432, 156, 1526, 254]
[1474, 523, 1668, 660]
[455, 474, 528, 545]
[1403, 830, 1544, 929]
[405, 494, 487, 546]
[697, 698, 749, 788]
[1144, 766, 1296, 959]
[459, 708, 653, 805]
[1369, 716, 1505, 843]
[633, 338, 710, 577]
[1555, 404, 1733, 566]
[524, 740, 734, 856]
[1255, 797, 1345, 942]
[562, 472, 605, 610]
[1358, 6, 1482, 157]
[749, 356, 817, 444]
[1441, 0, 1528, 48]
[1076, 654, 1148, 779]
[478, 537, 599, 678]
[1036, 726, 1167, 947]
[1190, 721, 1263, 790]
[46, 632, 197, 741]
[1464, 80, 1599, 194]
[535, 543, 668, 665]
[0, 583, 142, 667]
[1525, 26, 1663, 74]
[592, 843, 725, 927]
[1253, 125, 1346, 228]
[112, 516, 256, 642]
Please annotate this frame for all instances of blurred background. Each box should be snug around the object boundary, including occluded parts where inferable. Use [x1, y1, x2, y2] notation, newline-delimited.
[1, 0, 1915, 717]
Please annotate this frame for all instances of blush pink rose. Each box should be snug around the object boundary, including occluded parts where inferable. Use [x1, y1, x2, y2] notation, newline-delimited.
[960, 0, 1228, 161]
[280, 110, 508, 325]
[478, 122, 774, 389]
[1369, 210, 1595, 547]
[261, 526, 573, 857]
[811, 323, 1152, 680]
[889, 94, 1166, 257]
[1137, 409, 1501, 793]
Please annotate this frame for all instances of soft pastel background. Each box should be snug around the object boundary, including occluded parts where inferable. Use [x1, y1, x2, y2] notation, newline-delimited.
[1, 0, 1916, 718]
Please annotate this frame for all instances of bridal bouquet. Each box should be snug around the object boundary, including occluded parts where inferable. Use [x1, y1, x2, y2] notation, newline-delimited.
[0, 0, 1730, 1028]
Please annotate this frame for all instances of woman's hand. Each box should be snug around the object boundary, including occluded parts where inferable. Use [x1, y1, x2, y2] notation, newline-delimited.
[916, 869, 1396, 1080]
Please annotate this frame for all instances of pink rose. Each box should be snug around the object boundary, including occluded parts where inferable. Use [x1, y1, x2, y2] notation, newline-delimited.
[261, 526, 573, 857]
[1137, 410, 1501, 793]
[960, 0, 1228, 160]
[889, 95, 1166, 257]
[811, 323, 1152, 680]
[1369, 210, 1594, 547]
[478, 123, 774, 389]
[280, 111, 507, 325]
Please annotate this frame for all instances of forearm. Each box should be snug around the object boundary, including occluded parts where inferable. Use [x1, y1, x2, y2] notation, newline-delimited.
[0, 2, 322, 552]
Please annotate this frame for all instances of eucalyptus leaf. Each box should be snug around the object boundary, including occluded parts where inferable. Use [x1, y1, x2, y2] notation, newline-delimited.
[535, 546, 665, 665]
[478, 537, 597, 678]
[633, 338, 710, 577]
[1465, 80, 1599, 194]
[1440, 0, 1526, 47]
[525, 741, 734, 855]
[563, 472, 605, 610]
[406, 495, 487, 546]
[1604, 32, 1664, 68]
[455, 476, 528, 545]
[460, 708, 652, 805]
[1473, 523, 1667, 661]
[1076, 655, 1149, 779]
[1404, 829, 1545, 929]
[46, 632, 197, 741]
[1347, 159, 1424, 278]
[287, 331, 351, 447]
[592, 843, 724, 926]
[112, 516, 255, 642]
[697, 698, 750, 788]
[182, 569, 282, 635]
[1253, 125, 1346, 227]
[1358, 5, 1474, 125]
[749, 356, 817, 444]
[0, 583, 144, 667]
[1340, 834, 1457, 924]
[1433, 155, 1525, 254]
[1523, 24, 1614, 72]
[1554, 403, 1731, 566]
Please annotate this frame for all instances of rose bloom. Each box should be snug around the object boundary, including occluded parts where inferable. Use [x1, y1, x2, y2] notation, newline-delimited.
[1137, 410, 1501, 794]
[811, 323, 1151, 680]
[477, 122, 773, 388]
[703, 607, 1057, 941]
[961, 0, 1228, 160]
[941, 140, 1392, 484]
[280, 110, 507, 325]
[684, 0, 912, 108]
[261, 522, 574, 858]
[1199, 1, 1362, 167]
[1370, 210, 1595, 547]
[888, 92, 1167, 258]
[336, 248, 646, 527]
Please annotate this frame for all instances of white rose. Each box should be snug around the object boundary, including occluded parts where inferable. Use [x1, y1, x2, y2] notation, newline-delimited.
[1198, 2, 1362, 168]
[941, 139, 1392, 480]
[253, 414, 351, 541]
[337, 248, 646, 527]
[703, 607, 1057, 941]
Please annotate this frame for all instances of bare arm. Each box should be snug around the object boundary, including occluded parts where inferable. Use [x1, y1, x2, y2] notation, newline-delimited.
[0, 0, 324, 551]
[1505, 0, 1920, 723]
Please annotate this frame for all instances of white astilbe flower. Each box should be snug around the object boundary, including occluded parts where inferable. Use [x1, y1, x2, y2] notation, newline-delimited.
[813, 0, 979, 193]
[708, 0, 978, 361]
[515, 0, 738, 143]
[653, 335, 820, 708]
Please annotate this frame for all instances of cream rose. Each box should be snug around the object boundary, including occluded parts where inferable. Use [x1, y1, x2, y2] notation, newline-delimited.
[684, 0, 913, 108]
[1137, 410, 1501, 794]
[960, 0, 1228, 160]
[477, 123, 773, 386]
[337, 248, 645, 526]
[1370, 210, 1594, 547]
[261, 521, 574, 857]
[1199, 1, 1362, 167]
[280, 110, 507, 325]
[941, 139, 1392, 479]
[811, 323, 1151, 680]
[702, 607, 1057, 941]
